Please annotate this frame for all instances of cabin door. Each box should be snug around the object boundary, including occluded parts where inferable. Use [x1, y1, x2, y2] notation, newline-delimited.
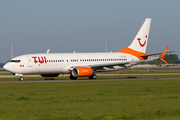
[27, 57, 33, 67]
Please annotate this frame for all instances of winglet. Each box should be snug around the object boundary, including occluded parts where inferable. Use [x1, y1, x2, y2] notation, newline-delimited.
[158, 45, 169, 64]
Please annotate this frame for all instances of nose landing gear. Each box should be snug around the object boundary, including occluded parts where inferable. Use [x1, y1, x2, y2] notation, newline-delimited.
[19, 76, 23, 81]
[15, 73, 23, 81]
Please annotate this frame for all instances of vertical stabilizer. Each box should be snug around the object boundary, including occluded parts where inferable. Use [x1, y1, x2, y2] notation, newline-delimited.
[128, 18, 151, 53]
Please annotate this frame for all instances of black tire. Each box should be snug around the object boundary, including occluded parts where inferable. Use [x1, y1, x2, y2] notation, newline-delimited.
[70, 74, 77, 80]
[89, 74, 97, 79]
[19, 77, 23, 81]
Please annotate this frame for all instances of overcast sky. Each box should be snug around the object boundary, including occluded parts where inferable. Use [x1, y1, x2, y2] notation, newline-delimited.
[0, 1, 179, 62]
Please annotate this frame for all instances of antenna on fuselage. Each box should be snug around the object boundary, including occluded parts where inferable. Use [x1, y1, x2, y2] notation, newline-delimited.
[46, 49, 50, 54]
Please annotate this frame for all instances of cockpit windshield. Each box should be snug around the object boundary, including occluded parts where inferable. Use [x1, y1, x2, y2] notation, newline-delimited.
[10, 60, 21, 63]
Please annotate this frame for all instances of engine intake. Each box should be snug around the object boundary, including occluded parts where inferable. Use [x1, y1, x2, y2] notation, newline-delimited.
[72, 67, 93, 77]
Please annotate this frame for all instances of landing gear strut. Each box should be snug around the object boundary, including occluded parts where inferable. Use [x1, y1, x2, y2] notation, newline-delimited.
[15, 74, 23, 81]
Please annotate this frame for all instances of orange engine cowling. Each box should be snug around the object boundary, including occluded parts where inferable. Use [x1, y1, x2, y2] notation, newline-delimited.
[72, 67, 93, 77]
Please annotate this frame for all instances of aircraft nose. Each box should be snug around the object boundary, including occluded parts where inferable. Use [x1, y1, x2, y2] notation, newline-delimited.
[3, 63, 11, 72]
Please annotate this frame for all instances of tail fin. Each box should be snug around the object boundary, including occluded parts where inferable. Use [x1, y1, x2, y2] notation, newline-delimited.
[128, 18, 151, 53]
[117, 18, 151, 60]
[117, 18, 151, 54]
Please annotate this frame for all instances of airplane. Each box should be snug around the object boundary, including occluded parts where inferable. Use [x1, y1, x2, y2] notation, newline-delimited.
[3, 18, 172, 81]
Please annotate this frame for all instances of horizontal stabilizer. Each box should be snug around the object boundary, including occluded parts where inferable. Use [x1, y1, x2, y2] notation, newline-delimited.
[141, 46, 174, 64]
[140, 51, 175, 57]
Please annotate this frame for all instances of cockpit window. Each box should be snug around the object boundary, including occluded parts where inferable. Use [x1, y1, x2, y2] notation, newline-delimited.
[10, 60, 21, 63]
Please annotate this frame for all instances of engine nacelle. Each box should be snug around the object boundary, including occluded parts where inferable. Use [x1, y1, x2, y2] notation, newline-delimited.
[72, 67, 93, 77]
[41, 74, 59, 77]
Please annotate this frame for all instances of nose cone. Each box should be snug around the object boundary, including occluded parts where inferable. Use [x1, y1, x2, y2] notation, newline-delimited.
[3, 63, 12, 72]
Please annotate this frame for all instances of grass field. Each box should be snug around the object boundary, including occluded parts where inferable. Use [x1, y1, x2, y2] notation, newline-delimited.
[0, 79, 180, 120]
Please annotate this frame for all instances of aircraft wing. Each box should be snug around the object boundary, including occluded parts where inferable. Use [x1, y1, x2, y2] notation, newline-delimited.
[69, 59, 153, 72]
[89, 59, 152, 69]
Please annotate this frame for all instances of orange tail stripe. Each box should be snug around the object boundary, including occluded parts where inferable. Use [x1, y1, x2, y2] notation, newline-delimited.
[117, 47, 148, 60]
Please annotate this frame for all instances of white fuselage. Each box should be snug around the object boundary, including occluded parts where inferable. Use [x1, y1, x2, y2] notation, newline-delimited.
[4, 52, 138, 75]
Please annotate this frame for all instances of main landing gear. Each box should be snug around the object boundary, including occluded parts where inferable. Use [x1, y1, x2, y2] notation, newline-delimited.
[19, 76, 23, 81]
[70, 74, 77, 80]
[69, 74, 97, 80]
[89, 74, 97, 79]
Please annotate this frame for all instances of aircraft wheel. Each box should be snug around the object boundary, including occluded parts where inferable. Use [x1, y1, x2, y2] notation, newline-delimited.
[89, 74, 97, 79]
[70, 74, 77, 80]
[19, 77, 23, 81]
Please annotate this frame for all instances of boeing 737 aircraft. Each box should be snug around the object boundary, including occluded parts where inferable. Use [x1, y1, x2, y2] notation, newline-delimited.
[3, 18, 171, 81]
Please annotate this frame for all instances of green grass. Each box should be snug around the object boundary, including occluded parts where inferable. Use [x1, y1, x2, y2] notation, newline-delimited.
[0, 73, 12, 75]
[0, 79, 180, 120]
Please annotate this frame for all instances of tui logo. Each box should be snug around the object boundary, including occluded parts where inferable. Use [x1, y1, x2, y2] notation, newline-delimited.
[137, 35, 147, 47]
[32, 56, 47, 64]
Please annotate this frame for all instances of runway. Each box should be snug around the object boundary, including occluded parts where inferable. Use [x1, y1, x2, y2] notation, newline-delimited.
[0, 77, 180, 83]
[1, 73, 180, 78]
[1, 72, 180, 83]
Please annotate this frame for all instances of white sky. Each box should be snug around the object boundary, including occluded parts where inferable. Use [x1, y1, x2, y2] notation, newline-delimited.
[0, 1, 179, 62]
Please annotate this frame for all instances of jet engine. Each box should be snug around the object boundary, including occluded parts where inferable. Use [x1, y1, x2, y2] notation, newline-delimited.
[41, 74, 59, 77]
[71, 67, 93, 77]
